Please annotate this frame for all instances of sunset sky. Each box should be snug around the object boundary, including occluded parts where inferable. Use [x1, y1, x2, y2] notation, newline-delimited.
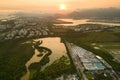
[0, 0, 120, 13]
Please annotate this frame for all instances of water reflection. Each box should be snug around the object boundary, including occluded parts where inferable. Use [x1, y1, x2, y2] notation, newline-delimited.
[54, 18, 120, 26]
[21, 37, 67, 80]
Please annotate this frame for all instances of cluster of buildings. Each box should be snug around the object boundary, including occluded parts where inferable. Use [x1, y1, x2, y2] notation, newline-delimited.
[53, 24, 119, 32]
[0, 17, 52, 41]
[56, 74, 78, 80]
[68, 43, 119, 80]
[74, 24, 111, 32]
[71, 44, 105, 71]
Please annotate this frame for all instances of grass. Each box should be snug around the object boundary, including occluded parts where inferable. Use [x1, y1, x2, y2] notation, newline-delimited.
[29, 56, 76, 80]
[85, 72, 94, 80]
[103, 46, 120, 49]
[0, 39, 34, 80]
[80, 32, 120, 43]
[91, 43, 120, 50]
[29, 70, 37, 80]
[65, 31, 120, 72]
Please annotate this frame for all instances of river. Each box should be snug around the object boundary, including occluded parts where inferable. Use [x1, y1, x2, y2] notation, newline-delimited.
[54, 18, 120, 26]
[21, 37, 67, 80]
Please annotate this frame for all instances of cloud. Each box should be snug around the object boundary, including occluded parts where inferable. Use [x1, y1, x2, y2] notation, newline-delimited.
[0, 0, 120, 13]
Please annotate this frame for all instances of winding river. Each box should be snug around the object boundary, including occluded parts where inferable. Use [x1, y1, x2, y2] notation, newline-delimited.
[21, 37, 67, 80]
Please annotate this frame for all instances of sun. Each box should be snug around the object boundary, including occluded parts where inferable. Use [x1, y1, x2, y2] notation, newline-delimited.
[59, 4, 66, 10]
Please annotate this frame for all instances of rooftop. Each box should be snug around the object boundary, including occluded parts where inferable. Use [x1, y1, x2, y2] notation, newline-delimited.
[71, 44, 105, 71]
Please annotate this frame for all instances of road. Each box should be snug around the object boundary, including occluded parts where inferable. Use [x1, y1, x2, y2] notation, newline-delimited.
[64, 41, 88, 80]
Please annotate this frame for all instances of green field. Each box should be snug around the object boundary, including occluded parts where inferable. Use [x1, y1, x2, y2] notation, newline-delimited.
[91, 42, 120, 63]
[0, 28, 120, 80]
[29, 56, 76, 80]
[65, 30, 120, 72]
[0, 37, 77, 80]
[85, 72, 94, 80]
[0, 39, 34, 80]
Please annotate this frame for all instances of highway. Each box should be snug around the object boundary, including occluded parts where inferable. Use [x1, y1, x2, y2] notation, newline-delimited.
[64, 41, 120, 80]
[64, 41, 88, 80]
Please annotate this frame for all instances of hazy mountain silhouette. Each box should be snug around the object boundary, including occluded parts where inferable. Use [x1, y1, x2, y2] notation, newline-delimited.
[69, 8, 120, 19]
